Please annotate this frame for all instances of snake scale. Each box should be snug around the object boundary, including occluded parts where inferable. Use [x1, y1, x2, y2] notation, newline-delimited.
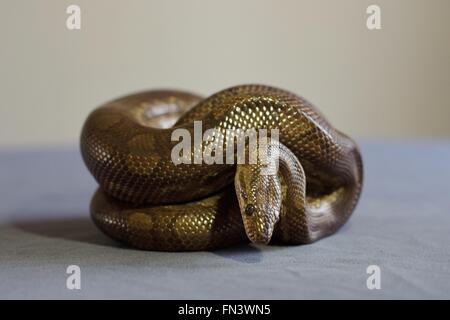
[80, 85, 363, 251]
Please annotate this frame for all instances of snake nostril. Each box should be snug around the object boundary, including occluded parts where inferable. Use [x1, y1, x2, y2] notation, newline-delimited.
[245, 204, 255, 216]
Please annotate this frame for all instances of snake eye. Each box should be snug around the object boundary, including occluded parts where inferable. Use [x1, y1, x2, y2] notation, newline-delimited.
[245, 204, 255, 216]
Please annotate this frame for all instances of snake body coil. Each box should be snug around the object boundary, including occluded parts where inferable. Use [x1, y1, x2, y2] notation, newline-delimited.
[81, 85, 363, 251]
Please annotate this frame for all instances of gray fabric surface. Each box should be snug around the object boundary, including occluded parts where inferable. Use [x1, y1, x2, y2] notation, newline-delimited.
[0, 141, 449, 299]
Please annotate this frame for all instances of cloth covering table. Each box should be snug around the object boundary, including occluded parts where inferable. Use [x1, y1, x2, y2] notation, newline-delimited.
[0, 141, 449, 299]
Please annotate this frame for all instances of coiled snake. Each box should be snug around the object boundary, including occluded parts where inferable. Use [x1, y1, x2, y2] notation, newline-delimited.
[80, 85, 363, 251]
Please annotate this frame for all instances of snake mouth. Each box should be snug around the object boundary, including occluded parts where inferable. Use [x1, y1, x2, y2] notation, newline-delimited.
[246, 232, 273, 245]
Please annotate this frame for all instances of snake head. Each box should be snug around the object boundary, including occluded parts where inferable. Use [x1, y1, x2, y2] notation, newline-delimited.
[235, 163, 282, 244]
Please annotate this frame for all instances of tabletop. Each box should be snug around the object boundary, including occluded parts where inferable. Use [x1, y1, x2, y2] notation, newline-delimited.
[0, 141, 449, 299]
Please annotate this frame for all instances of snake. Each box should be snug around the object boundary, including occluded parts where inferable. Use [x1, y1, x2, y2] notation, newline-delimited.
[80, 85, 363, 251]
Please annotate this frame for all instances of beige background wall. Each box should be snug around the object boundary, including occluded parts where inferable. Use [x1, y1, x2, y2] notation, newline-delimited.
[1, 0, 449, 149]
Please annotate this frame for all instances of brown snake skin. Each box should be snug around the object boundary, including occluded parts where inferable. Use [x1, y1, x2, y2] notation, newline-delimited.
[80, 85, 363, 251]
